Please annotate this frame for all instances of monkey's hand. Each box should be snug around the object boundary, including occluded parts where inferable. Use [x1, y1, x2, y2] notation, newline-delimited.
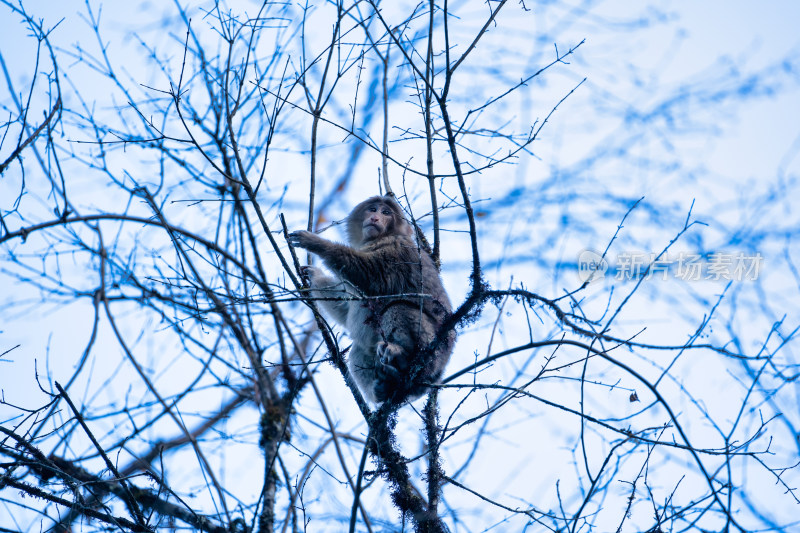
[376, 342, 406, 377]
[374, 341, 410, 402]
[287, 230, 322, 250]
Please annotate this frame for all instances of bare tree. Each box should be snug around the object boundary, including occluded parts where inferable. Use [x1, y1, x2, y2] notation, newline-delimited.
[2, 1, 799, 532]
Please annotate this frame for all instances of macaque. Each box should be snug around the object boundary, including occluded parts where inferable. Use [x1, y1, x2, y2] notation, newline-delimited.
[288, 196, 455, 403]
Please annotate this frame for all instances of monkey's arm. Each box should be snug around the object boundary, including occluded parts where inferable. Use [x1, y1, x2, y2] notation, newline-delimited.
[288, 231, 361, 259]
[289, 231, 396, 292]
[301, 266, 352, 324]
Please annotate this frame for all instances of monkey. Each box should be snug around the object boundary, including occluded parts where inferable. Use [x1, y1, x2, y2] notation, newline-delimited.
[288, 196, 455, 404]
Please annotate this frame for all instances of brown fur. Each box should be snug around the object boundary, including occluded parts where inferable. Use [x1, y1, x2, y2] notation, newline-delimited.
[289, 196, 455, 403]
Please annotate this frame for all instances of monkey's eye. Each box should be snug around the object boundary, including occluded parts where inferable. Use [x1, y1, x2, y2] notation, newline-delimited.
[368, 206, 377, 212]
[382, 209, 391, 216]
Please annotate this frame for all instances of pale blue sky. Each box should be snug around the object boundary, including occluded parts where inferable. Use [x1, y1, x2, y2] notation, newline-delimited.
[2, 2, 800, 530]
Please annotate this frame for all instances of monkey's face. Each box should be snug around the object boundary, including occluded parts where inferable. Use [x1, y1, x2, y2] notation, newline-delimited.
[361, 203, 395, 241]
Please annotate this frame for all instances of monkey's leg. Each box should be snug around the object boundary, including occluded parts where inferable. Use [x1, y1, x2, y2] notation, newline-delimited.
[373, 305, 437, 402]
[304, 266, 353, 325]
[346, 343, 381, 404]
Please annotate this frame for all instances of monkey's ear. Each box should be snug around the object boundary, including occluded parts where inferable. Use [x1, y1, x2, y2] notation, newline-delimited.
[397, 219, 414, 237]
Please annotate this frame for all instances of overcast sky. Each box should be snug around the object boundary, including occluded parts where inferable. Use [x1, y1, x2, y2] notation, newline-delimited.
[2, 1, 800, 530]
